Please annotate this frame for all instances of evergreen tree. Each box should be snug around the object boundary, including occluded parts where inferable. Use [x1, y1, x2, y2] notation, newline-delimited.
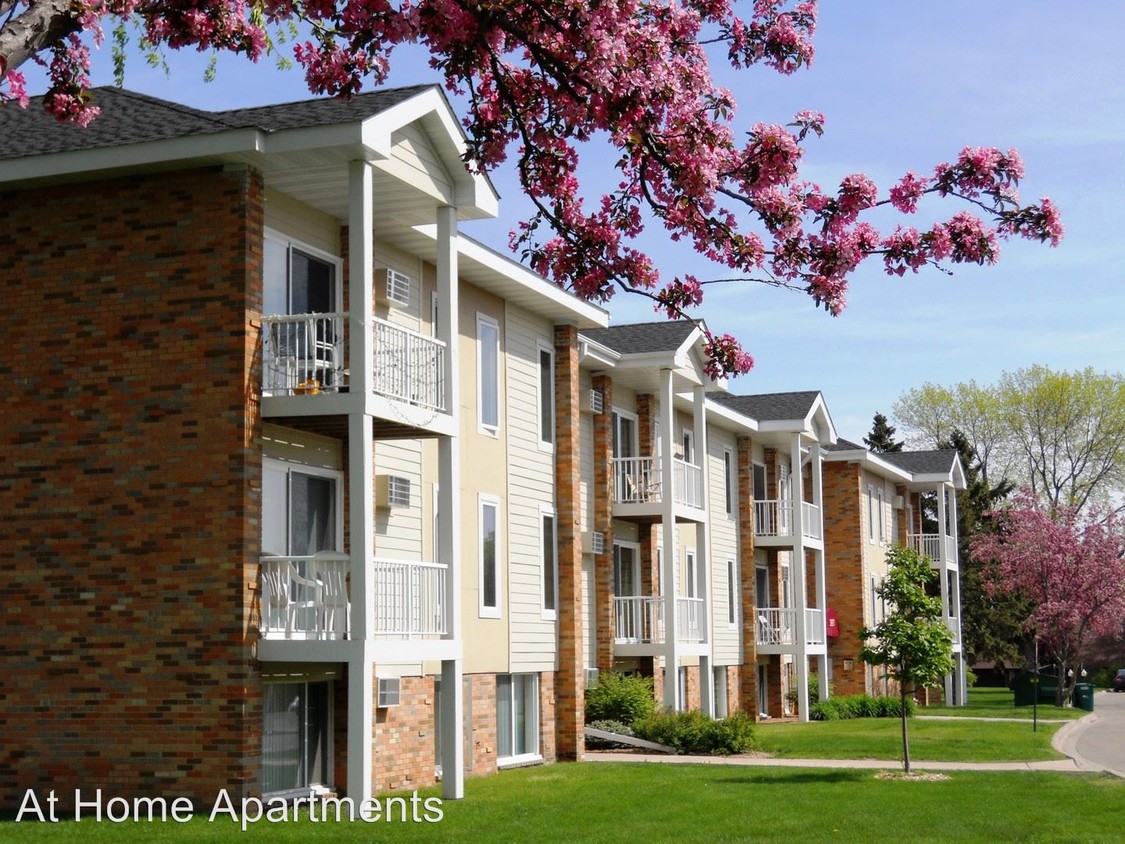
[940, 429, 1028, 673]
[864, 412, 904, 453]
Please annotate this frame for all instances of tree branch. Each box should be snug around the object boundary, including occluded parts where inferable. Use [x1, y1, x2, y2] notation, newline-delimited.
[0, 0, 78, 75]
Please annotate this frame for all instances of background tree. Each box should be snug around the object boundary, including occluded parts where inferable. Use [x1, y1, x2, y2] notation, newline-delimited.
[894, 367, 1125, 508]
[0, 1, 1063, 377]
[971, 490, 1125, 706]
[940, 429, 1027, 674]
[863, 411, 903, 453]
[861, 545, 954, 775]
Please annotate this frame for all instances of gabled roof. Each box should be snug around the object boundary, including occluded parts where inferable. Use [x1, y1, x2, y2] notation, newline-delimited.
[710, 391, 822, 422]
[825, 437, 866, 452]
[579, 320, 701, 355]
[880, 449, 962, 477]
[0, 85, 435, 161]
[823, 439, 966, 489]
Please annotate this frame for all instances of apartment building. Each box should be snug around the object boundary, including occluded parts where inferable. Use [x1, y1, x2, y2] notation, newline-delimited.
[0, 84, 967, 812]
[823, 440, 967, 703]
[0, 84, 607, 809]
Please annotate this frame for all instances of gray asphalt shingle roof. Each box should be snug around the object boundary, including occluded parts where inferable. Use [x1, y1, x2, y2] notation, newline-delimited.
[0, 84, 437, 161]
[825, 437, 866, 452]
[709, 391, 821, 422]
[580, 321, 701, 355]
[879, 449, 960, 475]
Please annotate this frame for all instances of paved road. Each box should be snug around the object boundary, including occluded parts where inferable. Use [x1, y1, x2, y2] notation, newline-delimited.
[1059, 689, 1125, 777]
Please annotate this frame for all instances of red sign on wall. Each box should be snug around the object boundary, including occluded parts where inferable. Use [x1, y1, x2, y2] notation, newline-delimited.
[826, 608, 840, 638]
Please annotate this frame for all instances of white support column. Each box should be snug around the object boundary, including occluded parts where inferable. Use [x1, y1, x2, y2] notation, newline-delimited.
[693, 385, 713, 716]
[345, 161, 375, 803]
[659, 369, 680, 711]
[936, 483, 954, 703]
[435, 205, 464, 798]
[790, 433, 809, 723]
[346, 413, 375, 801]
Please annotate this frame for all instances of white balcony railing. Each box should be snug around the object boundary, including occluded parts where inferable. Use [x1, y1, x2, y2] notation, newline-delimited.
[805, 608, 825, 646]
[756, 607, 795, 645]
[612, 457, 704, 508]
[754, 500, 792, 537]
[373, 317, 446, 412]
[262, 313, 348, 396]
[801, 502, 822, 541]
[755, 607, 824, 647]
[908, 533, 956, 564]
[260, 553, 350, 640]
[614, 596, 663, 643]
[373, 558, 447, 637]
[677, 597, 705, 643]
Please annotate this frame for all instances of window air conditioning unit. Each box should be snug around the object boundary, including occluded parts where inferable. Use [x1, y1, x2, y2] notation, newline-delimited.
[376, 475, 411, 509]
[377, 269, 412, 307]
[581, 389, 605, 414]
[377, 677, 401, 708]
[584, 668, 600, 689]
[583, 531, 606, 555]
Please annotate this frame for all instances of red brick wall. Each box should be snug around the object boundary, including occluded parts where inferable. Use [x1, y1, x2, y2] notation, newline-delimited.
[0, 166, 264, 809]
[823, 461, 867, 696]
[553, 326, 584, 760]
[373, 675, 438, 792]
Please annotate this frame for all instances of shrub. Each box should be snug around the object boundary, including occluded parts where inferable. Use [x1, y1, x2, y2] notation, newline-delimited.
[786, 672, 834, 704]
[633, 710, 754, 755]
[585, 719, 635, 749]
[809, 694, 914, 721]
[584, 672, 656, 726]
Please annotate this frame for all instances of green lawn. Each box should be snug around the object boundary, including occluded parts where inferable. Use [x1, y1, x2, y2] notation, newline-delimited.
[3, 763, 1123, 843]
[922, 685, 1088, 720]
[754, 714, 1066, 762]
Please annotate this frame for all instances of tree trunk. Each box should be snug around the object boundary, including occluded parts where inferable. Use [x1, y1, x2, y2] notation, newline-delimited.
[901, 684, 911, 774]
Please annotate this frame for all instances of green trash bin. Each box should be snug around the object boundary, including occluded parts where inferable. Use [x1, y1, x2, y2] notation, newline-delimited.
[1072, 682, 1095, 712]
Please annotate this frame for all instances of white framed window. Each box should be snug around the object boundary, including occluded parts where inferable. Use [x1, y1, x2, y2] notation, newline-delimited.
[876, 487, 886, 543]
[611, 409, 638, 459]
[685, 549, 697, 598]
[497, 674, 540, 765]
[613, 542, 641, 596]
[477, 313, 500, 435]
[681, 429, 695, 463]
[262, 459, 343, 557]
[541, 507, 557, 619]
[479, 495, 501, 618]
[727, 559, 738, 626]
[263, 230, 342, 318]
[538, 343, 555, 449]
[867, 484, 877, 541]
[723, 449, 734, 516]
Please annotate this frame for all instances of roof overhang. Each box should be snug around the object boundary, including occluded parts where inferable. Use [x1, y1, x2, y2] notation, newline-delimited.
[823, 447, 915, 483]
[753, 393, 837, 446]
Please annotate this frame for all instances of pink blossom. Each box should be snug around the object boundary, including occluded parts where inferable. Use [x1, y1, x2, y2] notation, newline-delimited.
[889, 171, 927, 213]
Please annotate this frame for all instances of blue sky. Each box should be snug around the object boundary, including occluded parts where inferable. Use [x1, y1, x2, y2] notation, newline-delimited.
[20, 1, 1125, 442]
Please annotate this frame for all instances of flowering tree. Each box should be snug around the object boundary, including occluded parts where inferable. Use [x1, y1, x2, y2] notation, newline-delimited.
[0, 1, 1064, 376]
[972, 489, 1125, 706]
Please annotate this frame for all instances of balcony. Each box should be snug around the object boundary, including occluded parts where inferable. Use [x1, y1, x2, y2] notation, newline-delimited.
[260, 552, 350, 641]
[373, 558, 448, 637]
[908, 533, 957, 565]
[261, 315, 448, 430]
[754, 607, 826, 652]
[753, 500, 822, 545]
[613, 596, 706, 647]
[259, 555, 448, 643]
[611, 456, 705, 521]
[262, 313, 348, 397]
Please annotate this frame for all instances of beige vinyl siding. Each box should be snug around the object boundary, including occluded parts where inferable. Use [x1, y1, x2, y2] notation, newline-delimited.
[505, 306, 557, 673]
[373, 239, 425, 332]
[373, 440, 426, 559]
[390, 124, 454, 194]
[264, 188, 340, 256]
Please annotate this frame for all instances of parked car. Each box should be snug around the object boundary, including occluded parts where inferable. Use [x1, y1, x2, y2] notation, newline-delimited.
[1114, 669, 1125, 692]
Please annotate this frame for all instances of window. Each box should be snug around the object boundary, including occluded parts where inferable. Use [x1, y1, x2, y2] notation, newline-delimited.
[611, 410, 638, 459]
[479, 496, 501, 618]
[867, 484, 877, 541]
[264, 234, 339, 318]
[538, 344, 554, 448]
[876, 487, 886, 543]
[477, 314, 500, 434]
[262, 681, 330, 795]
[681, 429, 695, 463]
[756, 566, 770, 609]
[613, 542, 640, 596]
[262, 460, 342, 557]
[723, 449, 734, 516]
[541, 509, 557, 618]
[752, 463, 767, 502]
[714, 668, 729, 718]
[497, 674, 539, 764]
[727, 559, 738, 625]
[685, 549, 697, 598]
